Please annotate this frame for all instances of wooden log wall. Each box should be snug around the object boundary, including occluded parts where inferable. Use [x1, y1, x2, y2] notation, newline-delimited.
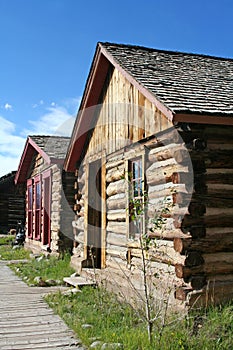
[0, 172, 25, 233]
[173, 124, 233, 307]
[72, 166, 86, 258]
[124, 128, 192, 285]
[71, 64, 233, 308]
[106, 156, 127, 261]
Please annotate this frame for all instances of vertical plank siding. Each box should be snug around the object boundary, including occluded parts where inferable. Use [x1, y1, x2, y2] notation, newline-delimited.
[85, 67, 171, 161]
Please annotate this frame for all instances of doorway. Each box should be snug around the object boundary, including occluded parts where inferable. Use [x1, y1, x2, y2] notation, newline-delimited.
[87, 159, 102, 268]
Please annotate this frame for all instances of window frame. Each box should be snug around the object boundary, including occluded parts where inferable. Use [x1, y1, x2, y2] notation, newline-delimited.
[27, 179, 33, 239]
[34, 175, 42, 241]
[42, 170, 52, 246]
[127, 153, 147, 240]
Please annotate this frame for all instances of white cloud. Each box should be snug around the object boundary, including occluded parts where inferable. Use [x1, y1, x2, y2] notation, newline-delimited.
[0, 98, 79, 178]
[4, 103, 13, 111]
[0, 116, 26, 177]
[23, 105, 75, 137]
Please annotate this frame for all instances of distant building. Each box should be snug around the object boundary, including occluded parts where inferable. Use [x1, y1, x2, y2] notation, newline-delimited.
[15, 135, 75, 254]
[0, 171, 25, 234]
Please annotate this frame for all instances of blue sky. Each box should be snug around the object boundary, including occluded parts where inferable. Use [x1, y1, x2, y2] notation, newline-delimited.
[0, 0, 233, 176]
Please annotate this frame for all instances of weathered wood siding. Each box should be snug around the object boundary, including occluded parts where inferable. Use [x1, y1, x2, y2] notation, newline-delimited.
[85, 67, 171, 161]
[0, 172, 25, 233]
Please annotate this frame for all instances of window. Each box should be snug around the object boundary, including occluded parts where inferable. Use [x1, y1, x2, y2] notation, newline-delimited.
[34, 176, 41, 240]
[42, 171, 51, 246]
[27, 179, 33, 238]
[128, 157, 146, 239]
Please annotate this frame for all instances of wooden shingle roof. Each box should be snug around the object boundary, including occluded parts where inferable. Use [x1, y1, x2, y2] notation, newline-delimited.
[29, 135, 70, 160]
[15, 136, 70, 184]
[101, 42, 233, 116]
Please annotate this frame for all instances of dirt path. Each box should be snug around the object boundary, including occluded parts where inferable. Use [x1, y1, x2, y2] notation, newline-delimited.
[0, 261, 85, 350]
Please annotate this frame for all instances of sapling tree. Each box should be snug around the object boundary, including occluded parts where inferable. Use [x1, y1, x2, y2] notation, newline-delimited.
[128, 190, 175, 344]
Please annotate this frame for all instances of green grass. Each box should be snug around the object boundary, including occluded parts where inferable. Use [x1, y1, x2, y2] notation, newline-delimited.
[1, 234, 232, 349]
[0, 242, 30, 260]
[11, 254, 75, 285]
[0, 235, 15, 245]
[0, 235, 75, 286]
[45, 287, 233, 350]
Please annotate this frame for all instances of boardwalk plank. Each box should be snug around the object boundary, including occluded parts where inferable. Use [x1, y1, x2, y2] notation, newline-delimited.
[0, 261, 84, 349]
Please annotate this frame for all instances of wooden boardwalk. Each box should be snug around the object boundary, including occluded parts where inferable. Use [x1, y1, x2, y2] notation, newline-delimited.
[0, 261, 85, 350]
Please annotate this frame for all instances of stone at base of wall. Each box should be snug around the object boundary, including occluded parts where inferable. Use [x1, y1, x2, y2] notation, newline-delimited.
[70, 255, 86, 275]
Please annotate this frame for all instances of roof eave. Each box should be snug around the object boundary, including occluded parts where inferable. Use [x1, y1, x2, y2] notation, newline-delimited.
[174, 112, 233, 125]
[15, 137, 52, 184]
[64, 44, 111, 171]
[64, 43, 175, 172]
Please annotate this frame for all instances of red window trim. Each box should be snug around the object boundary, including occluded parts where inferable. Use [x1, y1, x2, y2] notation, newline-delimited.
[27, 179, 33, 239]
[34, 175, 42, 241]
[42, 170, 51, 246]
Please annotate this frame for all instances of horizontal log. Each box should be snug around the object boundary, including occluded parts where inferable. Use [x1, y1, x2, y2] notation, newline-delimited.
[175, 264, 204, 279]
[107, 221, 127, 234]
[106, 159, 124, 170]
[204, 125, 233, 139]
[191, 150, 233, 168]
[148, 143, 189, 163]
[187, 281, 233, 307]
[107, 193, 126, 210]
[148, 183, 189, 202]
[207, 183, 233, 199]
[107, 231, 127, 247]
[147, 229, 191, 240]
[146, 161, 189, 186]
[107, 209, 126, 221]
[106, 165, 125, 183]
[106, 257, 128, 271]
[206, 168, 233, 185]
[130, 244, 185, 266]
[177, 269, 233, 291]
[206, 227, 233, 236]
[106, 179, 126, 197]
[156, 127, 181, 145]
[106, 245, 127, 259]
[175, 252, 233, 279]
[180, 212, 233, 229]
[130, 256, 176, 275]
[174, 231, 233, 254]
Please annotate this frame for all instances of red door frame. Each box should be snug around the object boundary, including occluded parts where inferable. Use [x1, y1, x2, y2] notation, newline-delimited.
[42, 170, 51, 246]
[34, 175, 41, 240]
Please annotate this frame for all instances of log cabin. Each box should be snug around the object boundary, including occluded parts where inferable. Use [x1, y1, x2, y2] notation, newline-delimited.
[64, 42, 233, 309]
[0, 171, 25, 234]
[15, 135, 75, 255]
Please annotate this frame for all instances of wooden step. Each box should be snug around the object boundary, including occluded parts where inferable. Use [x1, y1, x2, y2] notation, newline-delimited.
[63, 276, 96, 287]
